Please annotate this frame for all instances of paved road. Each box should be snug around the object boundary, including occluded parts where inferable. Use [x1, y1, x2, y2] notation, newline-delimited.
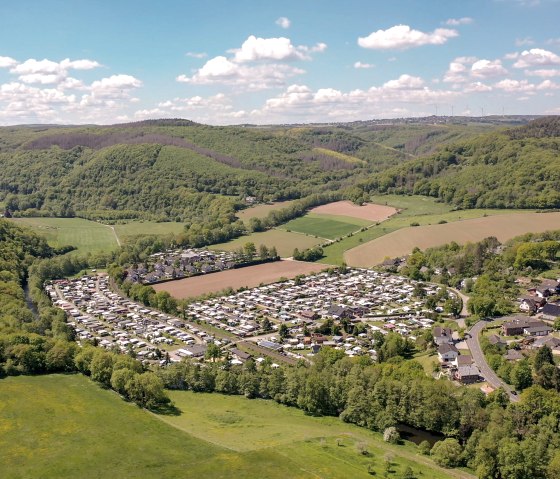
[449, 287, 469, 329]
[466, 320, 520, 402]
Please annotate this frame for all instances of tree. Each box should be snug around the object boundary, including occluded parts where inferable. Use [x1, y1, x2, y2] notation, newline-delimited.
[243, 242, 256, 259]
[511, 359, 533, 391]
[383, 426, 400, 444]
[534, 345, 554, 372]
[205, 343, 222, 362]
[547, 451, 560, 479]
[90, 350, 114, 387]
[279, 324, 289, 340]
[431, 438, 463, 468]
[125, 372, 170, 409]
[262, 317, 272, 332]
[418, 440, 431, 455]
[111, 368, 136, 396]
[45, 341, 77, 372]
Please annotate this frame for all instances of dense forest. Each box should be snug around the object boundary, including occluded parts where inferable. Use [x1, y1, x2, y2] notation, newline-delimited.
[361, 116, 560, 209]
[0, 118, 506, 224]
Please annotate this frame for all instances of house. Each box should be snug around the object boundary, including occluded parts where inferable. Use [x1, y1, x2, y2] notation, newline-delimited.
[524, 324, 553, 336]
[452, 354, 473, 368]
[327, 305, 353, 319]
[502, 317, 544, 336]
[438, 343, 459, 362]
[184, 344, 207, 358]
[488, 334, 507, 349]
[519, 298, 538, 314]
[455, 365, 481, 384]
[504, 349, 524, 361]
[230, 348, 251, 362]
[433, 326, 454, 346]
[532, 336, 560, 351]
[541, 303, 560, 321]
[299, 310, 319, 321]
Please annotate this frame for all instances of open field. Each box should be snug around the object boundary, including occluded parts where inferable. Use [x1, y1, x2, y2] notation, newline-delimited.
[211, 229, 323, 257]
[319, 195, 532, 265]
[0, 375, 472, 479]
[236, 200, 296, 222]
[11, 217, 118, 254]
[279, 214, 365, 239]
[310, 201, 397, 222]
[345, 212, 560, 267]
[114, 221, 186, 241]
[153, 260, 330, 298]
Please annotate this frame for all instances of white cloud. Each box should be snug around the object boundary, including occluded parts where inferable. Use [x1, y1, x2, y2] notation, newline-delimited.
[494, 78, 536, 92]
[90, 74, 142, 91]
[354, 61, 375, 69]
[0, 56, 17, 68]
[233, 35, 322, 62]
[186, 52, 207, 59]
[525, 68, 560, 77]
[515, 37, 535, 46]
[358, 25, 458, 50]
[383, 74, 424, 89]
[276, 17, 291, 29]
[177, 56, 304, 90]
[464, 82, 493, 92]
[9, 57, 102, 86]
[471, 59, 508, 78]
[177, 35, 324, 90]
[445, 17, 473, 26]
[513, 48, 560, 68]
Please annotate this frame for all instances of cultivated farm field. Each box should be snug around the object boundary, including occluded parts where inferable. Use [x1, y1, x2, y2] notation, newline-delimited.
[309, 200, 398, 222]
[345, 212, 560, 267]
[153, 260, 330, 298]
[11, 217, 118, 254]
[210, 228, 323, 257]
[0, 374, 471, 479]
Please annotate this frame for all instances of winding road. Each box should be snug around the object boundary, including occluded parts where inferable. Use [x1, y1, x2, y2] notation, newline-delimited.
[466, 320, 520, 402]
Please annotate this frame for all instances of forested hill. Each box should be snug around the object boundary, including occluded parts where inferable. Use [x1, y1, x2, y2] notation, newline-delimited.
[361, 116, 560, 209]
[0, 119, 506, 223]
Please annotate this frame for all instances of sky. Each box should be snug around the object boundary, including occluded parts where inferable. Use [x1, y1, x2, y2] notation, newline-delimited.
[0, 0, 559, 125]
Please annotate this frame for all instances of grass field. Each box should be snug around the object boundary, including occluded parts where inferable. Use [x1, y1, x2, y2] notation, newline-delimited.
[236, 201, 296, 222]
[0, 375, 474, 479]
[279, 213, 367, 240]
[153, 260, 330, 298]
[114, 221, 186, 241]
[210, 229, 324, 257]
[11, 217, 119, 254]
[319, 195, 531, 265]
[345, 211, 560, 267]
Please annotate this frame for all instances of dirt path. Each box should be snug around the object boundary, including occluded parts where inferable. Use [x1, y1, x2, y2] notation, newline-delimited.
[106, 225, 121, 247]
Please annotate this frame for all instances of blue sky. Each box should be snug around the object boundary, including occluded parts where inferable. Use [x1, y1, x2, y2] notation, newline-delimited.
[0, 0, 559, 124]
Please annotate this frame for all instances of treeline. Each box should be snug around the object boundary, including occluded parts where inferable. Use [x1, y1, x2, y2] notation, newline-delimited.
[157, 349, 560, 477]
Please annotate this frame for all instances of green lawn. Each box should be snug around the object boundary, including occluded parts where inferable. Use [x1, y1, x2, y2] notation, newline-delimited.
[279, 213, 365, 240]
[114, 221, 186, 241]
[0, 375, 473, 479]
[11, 217, 118, 255]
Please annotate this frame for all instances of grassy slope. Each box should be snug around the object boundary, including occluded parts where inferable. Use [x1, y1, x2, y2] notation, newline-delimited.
[320, 195, 529, 265]
[236, 201, 297, 222]
[10, 217, 118, 254]
[0, 374, 473, 479]
[114, 221, 186, 241]
[210, 229, 324, 257]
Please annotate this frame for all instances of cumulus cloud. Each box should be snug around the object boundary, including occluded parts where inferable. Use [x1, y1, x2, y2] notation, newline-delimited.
[354, 61, 375, 69]
[232, 35, 322, 62]
[471, 59, 508, 78]
[0, 56, 18, 68]
[445, 17, 473, 26]
[177, 35, 324, 90]
[358, 25, 458, 50]
[444, 57, 507, 85]
[8, 57, 102, 85]
[513, 48, 560, 68]
[276, 17, 291, 29]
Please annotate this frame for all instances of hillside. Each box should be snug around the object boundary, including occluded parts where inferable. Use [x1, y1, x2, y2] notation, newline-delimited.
[362, 116, 560, 209]
[0, 119, 502, 224]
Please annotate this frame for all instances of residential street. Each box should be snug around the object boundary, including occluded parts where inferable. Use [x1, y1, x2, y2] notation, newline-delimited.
[467, 320, 520, 402]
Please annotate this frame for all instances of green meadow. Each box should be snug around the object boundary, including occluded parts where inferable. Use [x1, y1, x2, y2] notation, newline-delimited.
[0, 374, 473, 479]
[279, 213, 367, 240]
